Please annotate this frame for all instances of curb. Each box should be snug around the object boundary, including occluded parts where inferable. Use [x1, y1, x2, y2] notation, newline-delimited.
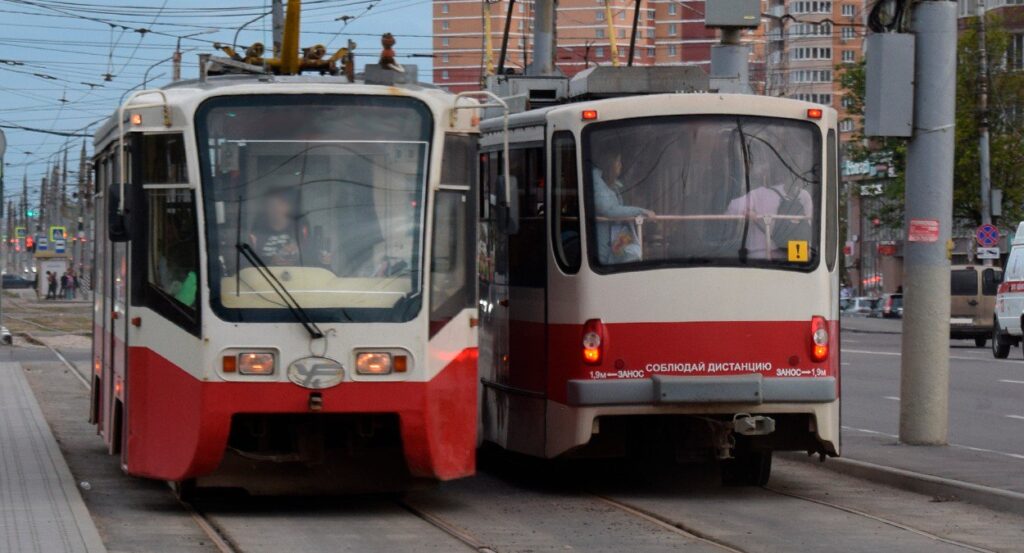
[786, 454, 1024, 515]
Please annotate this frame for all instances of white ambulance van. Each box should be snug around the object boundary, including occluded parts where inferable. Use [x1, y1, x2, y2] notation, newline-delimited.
[993, 222, 1024, 358]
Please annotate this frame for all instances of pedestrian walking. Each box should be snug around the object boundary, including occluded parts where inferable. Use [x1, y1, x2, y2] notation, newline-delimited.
[46, 271, 57, 300]
[59, 272, 68, 300]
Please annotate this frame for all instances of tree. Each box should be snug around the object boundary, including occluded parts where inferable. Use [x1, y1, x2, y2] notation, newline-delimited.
[838, 14, 1024, 231]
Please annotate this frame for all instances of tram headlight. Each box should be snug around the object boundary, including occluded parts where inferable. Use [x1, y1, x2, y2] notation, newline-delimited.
[810, 316, 829, 362]
[238, 352, 276, 375]
[356, 352, 393, 375]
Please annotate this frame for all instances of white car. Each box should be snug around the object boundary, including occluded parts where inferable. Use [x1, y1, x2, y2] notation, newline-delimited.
[993, 222, 1024, 358]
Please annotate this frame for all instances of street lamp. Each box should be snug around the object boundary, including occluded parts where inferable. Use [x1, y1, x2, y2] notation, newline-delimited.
[174, 29, 218, 82]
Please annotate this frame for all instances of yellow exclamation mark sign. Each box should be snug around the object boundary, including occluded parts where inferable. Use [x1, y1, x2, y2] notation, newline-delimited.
[788, 240, 809, 262]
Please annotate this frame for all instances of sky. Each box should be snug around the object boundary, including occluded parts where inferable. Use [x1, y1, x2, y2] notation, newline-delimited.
[0, 0, 434, 207]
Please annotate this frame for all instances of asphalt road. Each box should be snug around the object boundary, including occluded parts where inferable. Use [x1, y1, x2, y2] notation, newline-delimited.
[841, 328, 1024, 460]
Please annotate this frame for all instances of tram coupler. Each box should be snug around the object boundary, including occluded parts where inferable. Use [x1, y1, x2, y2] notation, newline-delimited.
[732, 414, 776, 437]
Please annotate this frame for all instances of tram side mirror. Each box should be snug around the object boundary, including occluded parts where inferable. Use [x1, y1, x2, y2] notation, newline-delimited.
[107, 183, 130, 242]
[496, 175, 520, 235]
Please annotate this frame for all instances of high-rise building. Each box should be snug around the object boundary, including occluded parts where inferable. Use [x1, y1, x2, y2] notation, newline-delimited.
[764, 0, 866, 139]
[433, 0, 865, 138]
[432, 0, 760, 92]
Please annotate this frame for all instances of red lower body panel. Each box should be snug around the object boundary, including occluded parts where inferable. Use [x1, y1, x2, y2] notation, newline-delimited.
[546, 320, 839, 404]
[125, 346, 477, 482]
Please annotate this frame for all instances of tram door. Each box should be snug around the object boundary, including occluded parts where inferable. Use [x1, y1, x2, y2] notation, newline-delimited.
[479, 143, 548, 455]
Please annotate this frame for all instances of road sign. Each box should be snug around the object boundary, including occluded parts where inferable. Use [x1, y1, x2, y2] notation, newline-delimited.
[976, 224, 1000, 247]
[977, 247, 1000, 260]
[54, 239, 66, 254]
[908, 219, 940, 242]
[37, 236, 48, 251]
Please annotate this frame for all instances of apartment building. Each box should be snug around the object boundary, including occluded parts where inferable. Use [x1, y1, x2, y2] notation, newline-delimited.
[957, 0, 1024, 68]
[763, 0, 865, 137]
[432, 0, 749, 92]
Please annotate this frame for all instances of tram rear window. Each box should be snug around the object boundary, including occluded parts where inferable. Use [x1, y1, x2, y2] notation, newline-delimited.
[582, 115, 823, 272]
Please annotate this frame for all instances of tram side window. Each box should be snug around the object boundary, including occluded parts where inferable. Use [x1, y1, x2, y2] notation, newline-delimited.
[430, 190, 473, 334]
[551, 132, 581, 273]
[140, 134, 188, 184]
[146, 189, 199, 322]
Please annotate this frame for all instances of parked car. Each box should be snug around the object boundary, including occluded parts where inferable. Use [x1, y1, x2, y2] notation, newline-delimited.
[993, 222, 1024, 358]
[880, 293, 903, 318]
[949, 264, 1001, 347]
[1, 273, 35, 289]
[843, 296, 879, 316]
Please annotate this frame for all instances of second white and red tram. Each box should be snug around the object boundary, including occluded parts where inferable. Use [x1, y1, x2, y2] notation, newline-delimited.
[89, 75, 481, 493]
[478, 94, 840, 484]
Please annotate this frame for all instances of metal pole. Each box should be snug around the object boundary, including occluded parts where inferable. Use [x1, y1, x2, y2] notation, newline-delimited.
[976, 0, 993, 266]
[709, 28, 751, 93]
[272, 0, 285, 58]
[497, 0, 516, 75]
[528, 0, 556, 75]
[604, 0, 620, 67]
[627, 0, 640, 66]
[173, 37, 183, 82]
[899, 0, 957, 445]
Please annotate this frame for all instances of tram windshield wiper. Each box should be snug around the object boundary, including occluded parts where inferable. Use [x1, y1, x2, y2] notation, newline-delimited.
[236, 243, 325, 339]
[736, 117, 752, 264]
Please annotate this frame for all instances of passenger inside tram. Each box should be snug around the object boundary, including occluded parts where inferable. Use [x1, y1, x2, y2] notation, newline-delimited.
[247, 187, 332, 268]
[725, 143, 814, 260]
[590, 146, 656, 264]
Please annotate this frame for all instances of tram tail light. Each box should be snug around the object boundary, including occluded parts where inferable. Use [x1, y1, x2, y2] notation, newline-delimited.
[582, 319, 606, 365]
[356, 352, 393, 375]
[238, 352, 275, 375]
[810, 316, 829, 362]
[581, 109, 599, 121]
[806, 108, 823, 120]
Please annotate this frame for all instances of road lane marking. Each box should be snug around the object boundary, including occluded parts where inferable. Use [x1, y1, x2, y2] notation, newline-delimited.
[844, 348, 1024, 365]
[883, 396, 900, 401]
[842, 426, 1024, 460]
[1007, 415, 1024, 421]
[999, 379, 1024, 385]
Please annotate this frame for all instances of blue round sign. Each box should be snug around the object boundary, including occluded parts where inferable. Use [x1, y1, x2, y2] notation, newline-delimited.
[976, 224, 1000, 247]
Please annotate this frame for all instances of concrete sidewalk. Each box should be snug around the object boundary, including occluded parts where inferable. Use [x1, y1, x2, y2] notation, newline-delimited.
[841, 315, 903, 334]
[0, 362, 106, 553]
[790, 429, 1024, 515]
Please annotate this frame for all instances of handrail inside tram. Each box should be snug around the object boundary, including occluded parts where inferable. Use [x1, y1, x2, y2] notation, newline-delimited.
[116, 89, 172, 213]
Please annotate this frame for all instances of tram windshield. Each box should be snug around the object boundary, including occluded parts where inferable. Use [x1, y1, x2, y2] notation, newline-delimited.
[582, 115, 822, 272]
[196, 94, 432, 323]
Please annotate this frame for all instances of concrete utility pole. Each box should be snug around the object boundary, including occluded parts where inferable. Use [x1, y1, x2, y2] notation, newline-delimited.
[900, 0, 958, 445]
[976, 0, 994, 266]
[527, 0, 557, 74]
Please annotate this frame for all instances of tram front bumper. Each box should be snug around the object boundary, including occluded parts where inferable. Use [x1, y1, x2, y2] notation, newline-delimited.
[566, 374, 837, 406]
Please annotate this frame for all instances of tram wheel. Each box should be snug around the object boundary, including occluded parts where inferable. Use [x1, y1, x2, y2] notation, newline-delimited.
[721, 449, 772, 487]
[974, 336, 988, 348]
[171, 479, 198, 502]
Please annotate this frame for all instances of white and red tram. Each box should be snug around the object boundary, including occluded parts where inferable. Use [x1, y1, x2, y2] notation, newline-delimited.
[478, 94, 840, 484]
[89, 75, 481, 493]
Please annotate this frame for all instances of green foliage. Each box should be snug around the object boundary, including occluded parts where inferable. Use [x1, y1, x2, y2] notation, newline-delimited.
[839, 15, 1024, 228]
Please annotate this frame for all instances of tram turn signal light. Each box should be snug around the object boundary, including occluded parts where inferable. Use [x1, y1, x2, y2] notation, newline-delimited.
[806, 108, 823, 120]
[582, 319, 606, 365]
[810, 316, 829, 362]
[581, 109, 599, 121]
[238, 352, 275, 375]
[130, 113, 143, 126]
[222, 355, 237, 373]
[357, 352, 392, 375]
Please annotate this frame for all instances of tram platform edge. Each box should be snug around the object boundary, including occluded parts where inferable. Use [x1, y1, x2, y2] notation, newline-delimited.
[0, 362, 107, 553]
[783, 442, 1024, 516]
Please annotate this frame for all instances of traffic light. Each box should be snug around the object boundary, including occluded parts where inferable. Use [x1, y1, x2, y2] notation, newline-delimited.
[25, 235, 34, 252]
[25, 209, 36, 218]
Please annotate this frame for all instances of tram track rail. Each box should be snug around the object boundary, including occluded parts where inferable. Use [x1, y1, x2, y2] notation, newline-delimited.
[32, 342, 1011, 553]
[762, 485, 1000, 553]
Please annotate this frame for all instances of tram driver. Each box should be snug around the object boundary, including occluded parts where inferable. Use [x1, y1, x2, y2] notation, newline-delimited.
[591, 146, 655, 264]
[724, 143, 813, 261]
[249, 187, 333, 268]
